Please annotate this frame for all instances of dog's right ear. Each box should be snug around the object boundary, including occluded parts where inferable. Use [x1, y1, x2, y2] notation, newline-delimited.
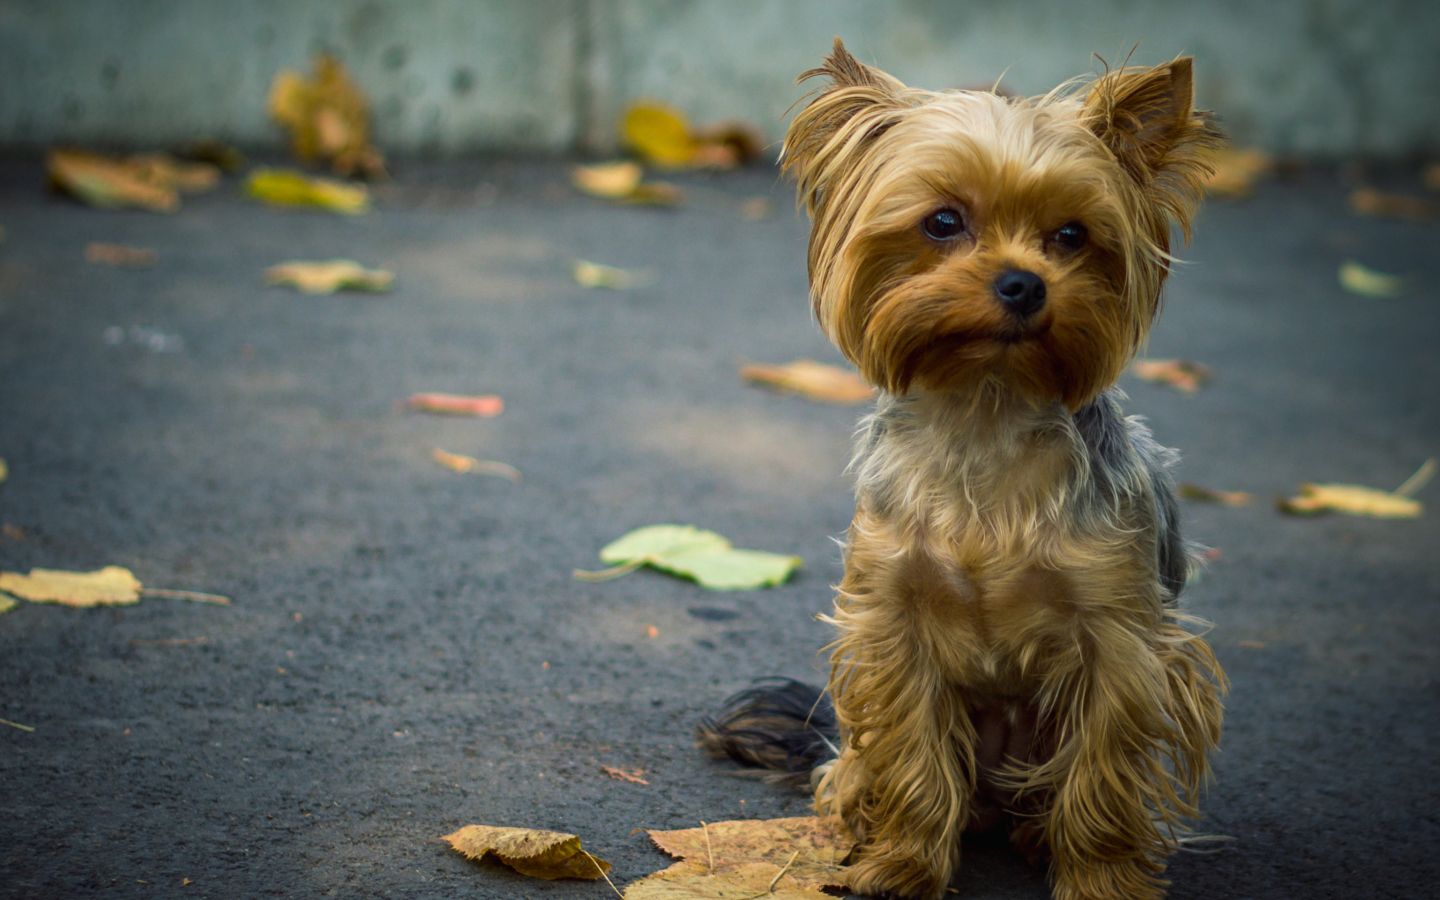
[783, 38, 910, 217]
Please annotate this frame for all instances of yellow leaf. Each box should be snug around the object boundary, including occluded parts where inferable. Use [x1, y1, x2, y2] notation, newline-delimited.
[1203, 147, 1273, 198]
[85, 243, 158, 268]
[246, 169, 370, 215]
[624, 861, 835, 900]
[1179, 483, 1253, 507]
[0, 593, 15, 616]
[740, 360, 875, 405]
[0, 566, 142, 607]
[267, 55, 386, 179]
[442, 824, 610, 880]
[1278, 483, 1421, 518]
[431, 449, 522, 482]
[0, 457, 7, 483]
[1338, 260, 1405, 298]
[573, 259, 649, 289]
[1130, 359, 1211, 393]
[264, 259, 394, 294]
[647, 817, 856, 891]
[1348, 187, 1437, 222]
[573, 162, 643, 198]
[623, 103, 698, 167]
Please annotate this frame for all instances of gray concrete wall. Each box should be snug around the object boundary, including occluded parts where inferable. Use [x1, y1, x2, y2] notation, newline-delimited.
[2, 0, 1436, 157]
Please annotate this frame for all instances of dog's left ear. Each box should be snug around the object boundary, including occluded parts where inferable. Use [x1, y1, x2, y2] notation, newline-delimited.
[1085, 58, 1221, 237]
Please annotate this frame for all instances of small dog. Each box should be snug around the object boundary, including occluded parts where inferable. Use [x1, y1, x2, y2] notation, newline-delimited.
[700, 40, 1227, 900]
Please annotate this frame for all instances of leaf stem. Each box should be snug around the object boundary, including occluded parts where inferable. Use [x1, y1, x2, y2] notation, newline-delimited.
[766, 850, 801, 893]
[571, 558, 647, 582]
[141, 588, 232, 605]
[0, 717, 35, 732]
[1395, 457, 1437, 498]
[579, 850, 623, 899]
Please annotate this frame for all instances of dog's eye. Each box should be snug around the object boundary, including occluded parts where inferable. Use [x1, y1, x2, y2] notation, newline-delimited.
[1053, 222, 1088, 251]
[922, 208, 965, 241]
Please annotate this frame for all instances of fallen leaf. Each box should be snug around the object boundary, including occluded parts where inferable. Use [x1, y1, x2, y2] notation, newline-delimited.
[0, 593, 15, 616]
[1348, 187, 1437, 221]
[1425, 163, 1440, 192]
[1338, 260, 1405, 298]
[623, 103, 698, 167]
[624, 861, 834, 900]
[405, 393, 504, 417]
[573, 162, 643, 198]
[572, 162, 683, 206]
[125, 154, 220, 193]
[177, 138, 246, 172]
[1277, 458, 1433, 518]
[692, 120, 767, 168]
[431, 448, 522, 482]
[601, 765, 650, 785]
[0, 566, 142, 606]
[1179, 483, 1253, 507]
[182, 877, 194, 886]
[646, 817, 856, 891]
[0, 457, 7, 483]
[740, 197, 772, 220]
[576, 525, 802, 591]
[573, 259, 650, 289]
[245, 168, 370, 215]
[740, 360, 875, 404]
[264, 259, 394, 294]
[1204, 147, 1273, 198]
[1130, 359, 1211, 393]
[268, 55, 386, 178]
[442, 824, 610, 880]
[47, 149, 178, 212]
[85, 243, 158, 268]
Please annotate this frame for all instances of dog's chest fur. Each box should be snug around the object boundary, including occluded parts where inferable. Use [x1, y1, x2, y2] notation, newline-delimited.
[845, 387, 1176, 687]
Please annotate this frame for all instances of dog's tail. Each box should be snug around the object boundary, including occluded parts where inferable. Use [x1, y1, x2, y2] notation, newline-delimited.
[695, 678, 839, 789]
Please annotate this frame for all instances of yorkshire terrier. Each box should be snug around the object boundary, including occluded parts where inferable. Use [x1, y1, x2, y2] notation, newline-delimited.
[700, 39, 1228, 900]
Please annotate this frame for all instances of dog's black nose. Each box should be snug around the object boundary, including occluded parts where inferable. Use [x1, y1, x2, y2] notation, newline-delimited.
[992, 269, 1046, 318]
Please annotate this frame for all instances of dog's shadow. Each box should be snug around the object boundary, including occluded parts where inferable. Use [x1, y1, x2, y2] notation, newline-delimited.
[941, 830, 1052, 897]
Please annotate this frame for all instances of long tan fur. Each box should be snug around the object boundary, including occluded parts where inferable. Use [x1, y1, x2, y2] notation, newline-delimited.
[787, 39, 1227, 900]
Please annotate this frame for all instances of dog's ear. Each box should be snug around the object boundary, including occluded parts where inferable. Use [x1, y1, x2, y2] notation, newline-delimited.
[1084, 57, 1222, 239]
[783, 38, 910, 216]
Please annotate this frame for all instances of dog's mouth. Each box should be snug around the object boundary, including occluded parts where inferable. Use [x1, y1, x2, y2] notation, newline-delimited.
[993, 318, 1052, 345]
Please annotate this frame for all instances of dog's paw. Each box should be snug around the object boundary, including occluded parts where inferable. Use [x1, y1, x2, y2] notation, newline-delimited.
[846, 853, 949, 900]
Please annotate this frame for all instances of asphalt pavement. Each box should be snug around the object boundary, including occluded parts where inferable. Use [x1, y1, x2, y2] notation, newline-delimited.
[0, 153, 1436, 900]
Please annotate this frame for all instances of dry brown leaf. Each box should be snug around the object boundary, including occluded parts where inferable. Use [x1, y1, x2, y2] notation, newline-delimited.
[0, 566, 142, 607]
[573, 162, 644, 198]
[692, 120, 766, 168]
[48, 149, 178, 212]
[1204, 147, 1273, 198]
[85, 243, 158, 268]
[601, 765, 649, 785]
[431, 448, 522, 482]
[442, 824, 610, 880]
[1179, 483, 1253, 507]
[648, 816, 855, 891]
[406, 393, 504, 417]
[264, 259, 394, 294]
[268, 55, 386, 178]
[1277, 483, 1422, 518]
[740, 360, 875, 405]
[624, 861, 834, 900]
[126, 154, 220, 193]
[1130, 359, 1210, 393]
[1348, 187, 1437, 221]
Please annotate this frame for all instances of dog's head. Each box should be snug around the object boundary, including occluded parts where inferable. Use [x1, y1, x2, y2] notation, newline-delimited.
[785, 39, 1220, 409]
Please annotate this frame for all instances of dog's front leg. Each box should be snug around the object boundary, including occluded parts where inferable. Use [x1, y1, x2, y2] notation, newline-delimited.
[818, 525, 982, 900]
[1039, 615, 1225, 900]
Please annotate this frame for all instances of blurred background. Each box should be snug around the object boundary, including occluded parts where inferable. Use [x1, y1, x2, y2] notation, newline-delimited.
[3, 0, 1437, 159]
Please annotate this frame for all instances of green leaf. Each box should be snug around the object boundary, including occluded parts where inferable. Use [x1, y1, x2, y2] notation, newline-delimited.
[598, 524, 730, 564]
[584, 525, 802, 590]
